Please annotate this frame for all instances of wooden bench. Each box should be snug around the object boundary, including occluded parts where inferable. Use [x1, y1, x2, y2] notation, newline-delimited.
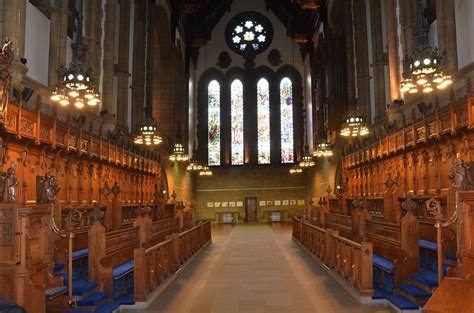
[366, 211, 419, 289]
[93, 224, 140, 297]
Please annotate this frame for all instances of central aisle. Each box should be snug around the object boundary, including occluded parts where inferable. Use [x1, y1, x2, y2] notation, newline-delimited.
[129, 224, 389, 313]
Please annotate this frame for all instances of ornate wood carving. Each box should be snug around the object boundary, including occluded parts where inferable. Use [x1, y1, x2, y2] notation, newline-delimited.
[36, 172, 60, 203]
[0, 167, 18, 202]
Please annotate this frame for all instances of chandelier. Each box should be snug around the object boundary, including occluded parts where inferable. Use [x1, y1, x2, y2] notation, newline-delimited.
[169, 143, 189, 162]
[340, 112, 369, 137]
[299, 146, 315, 168]
[169, 123, 189, 162]
[186, 150, 203, 172]
[134, 5, 162, 147]
[133, 119, 162, 145]
[50, 0, 100, 108]
[199, 166, 213, 176]
[400, 0, 452, 94]
[314, 141, 333, 157]
[289, 165, 303, 174]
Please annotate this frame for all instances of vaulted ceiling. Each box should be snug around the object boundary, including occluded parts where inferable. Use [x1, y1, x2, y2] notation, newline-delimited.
[171, 0, 323, 51]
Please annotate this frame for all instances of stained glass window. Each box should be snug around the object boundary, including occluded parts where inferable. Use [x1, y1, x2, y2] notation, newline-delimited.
[231, 79, 244, 165]
[257, 78, 271, 164]
[208, 80, 220, 166]
[280, 77, 294, 163]
[225, 12, 273, 56]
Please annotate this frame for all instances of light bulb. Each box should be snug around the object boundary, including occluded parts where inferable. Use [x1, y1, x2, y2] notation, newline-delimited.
[423, 83, 433, 93]
[50, 91, 61, 102]
[69, 90, 79, 97]
[74, 99, 85, 108]
[416, 75, 427, 85]
[59, 98, 69, 106]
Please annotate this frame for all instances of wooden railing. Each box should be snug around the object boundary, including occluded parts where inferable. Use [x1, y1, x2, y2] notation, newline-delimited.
[134, 220, 212, 302]
[293, 217, 373, 296]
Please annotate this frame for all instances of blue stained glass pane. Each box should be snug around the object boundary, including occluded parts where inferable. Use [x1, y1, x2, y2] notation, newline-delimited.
[280, 77, 294, 163]
[257, 78, 271, 164]
[208, 80, 220, 166]
[231, 80, 244, 165]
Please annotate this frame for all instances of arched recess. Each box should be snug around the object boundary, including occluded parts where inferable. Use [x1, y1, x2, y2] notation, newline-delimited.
[197, 68, 226, 166]
[275, 65, 304, 164]
[151, 6, 186, 147]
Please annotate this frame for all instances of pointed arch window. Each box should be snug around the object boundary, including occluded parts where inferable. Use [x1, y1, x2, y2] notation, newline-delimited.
[208, 80, 221, 166]
[230, 79, 244, 165]
[280, 77, 294, 163]
[257, 78, 271, 164]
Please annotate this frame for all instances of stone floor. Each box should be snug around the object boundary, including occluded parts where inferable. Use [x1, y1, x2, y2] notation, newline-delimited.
[124, 223, 390, 313]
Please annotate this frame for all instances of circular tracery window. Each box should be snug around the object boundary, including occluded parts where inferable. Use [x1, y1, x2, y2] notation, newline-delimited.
[225, 12, 273, 55]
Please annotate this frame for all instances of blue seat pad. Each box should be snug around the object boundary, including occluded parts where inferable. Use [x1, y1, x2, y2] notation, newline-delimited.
[112, 260, 134, 279]
[72, 248, 89, 261]
[419, 239, 437, 251]
[373, 254, 394, 273]
[45, 286, 67, 298]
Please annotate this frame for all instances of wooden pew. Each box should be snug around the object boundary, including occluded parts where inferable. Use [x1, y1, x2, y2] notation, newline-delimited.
[54, 204, 109, 272]
[365, 198, 419, 288]
[134, 221, 212, 302]
[88, 214, 140, 297]
[293, 217, 373, 296]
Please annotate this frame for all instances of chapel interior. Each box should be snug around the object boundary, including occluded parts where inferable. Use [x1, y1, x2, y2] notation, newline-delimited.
[0, 0, 474, 312]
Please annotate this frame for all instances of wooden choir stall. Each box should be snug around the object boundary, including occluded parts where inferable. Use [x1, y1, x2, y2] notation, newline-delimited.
[294, 82, 474, 311]
[0, 46, 212, 312]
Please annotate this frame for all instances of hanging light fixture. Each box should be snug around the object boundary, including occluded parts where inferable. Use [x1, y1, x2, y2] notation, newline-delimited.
[199, 166, 213, 176]
[289, 164, 303, 174]
[50, 0, 100, 108]
[299, 146, 315, 168]
[133, 2, 162, 146]
[314, 141, 333, 157]
[169, 122, 189, 162]
[186, 149, 203, 171]
[400, 0, 452, 94]
[340, 111, 369, 137]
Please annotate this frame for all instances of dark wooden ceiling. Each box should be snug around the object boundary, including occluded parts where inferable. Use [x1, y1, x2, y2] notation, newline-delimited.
[171, 0, 322, 50]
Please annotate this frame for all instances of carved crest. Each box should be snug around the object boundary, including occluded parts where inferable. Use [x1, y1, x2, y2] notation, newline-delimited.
[37, 172, 60, 203]
[401, 197, 417, 212]
[90, 202, 104, 222]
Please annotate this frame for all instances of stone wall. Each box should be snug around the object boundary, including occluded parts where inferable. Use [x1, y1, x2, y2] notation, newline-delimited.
[195, 167, 308, 222]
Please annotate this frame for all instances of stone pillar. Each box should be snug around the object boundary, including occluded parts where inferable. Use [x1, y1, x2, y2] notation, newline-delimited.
[116, 0, 131, 128]
[101, 0, 116, 119]
[343, 0, 355, 105]
[352, 0, 371, 120]
[436, 0, 458, 72]
[131, 0, 146, 130]
[369, 0, 387, 120]
[399, 0, 416, 57]
[385, 0, 402, 101]
[48, 1, 69, 88]
[2, 0, 27, 58]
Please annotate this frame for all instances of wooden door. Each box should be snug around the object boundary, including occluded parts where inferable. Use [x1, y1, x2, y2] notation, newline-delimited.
[245, 197, 257, 222]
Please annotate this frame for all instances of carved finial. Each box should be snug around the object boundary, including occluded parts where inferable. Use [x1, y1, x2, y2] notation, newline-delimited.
[401, 196, 417, 212]
[425, 198, 442, 221]
[138, 205, 152, 216]
[171, 190, 177, 200]
[326, 184, 332, 197]
[90, 202, 104, 221]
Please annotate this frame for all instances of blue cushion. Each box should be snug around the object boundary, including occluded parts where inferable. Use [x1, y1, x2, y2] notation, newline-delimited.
[419, 239, 437, 251]
[112, 260, 134, 279]
[45, 286, 67, 299]
[72, 248, 89, 261]
[373, 254, 394, 273]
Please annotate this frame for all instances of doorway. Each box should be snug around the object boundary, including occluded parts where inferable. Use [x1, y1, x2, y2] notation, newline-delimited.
[245, 197, 257, 222]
